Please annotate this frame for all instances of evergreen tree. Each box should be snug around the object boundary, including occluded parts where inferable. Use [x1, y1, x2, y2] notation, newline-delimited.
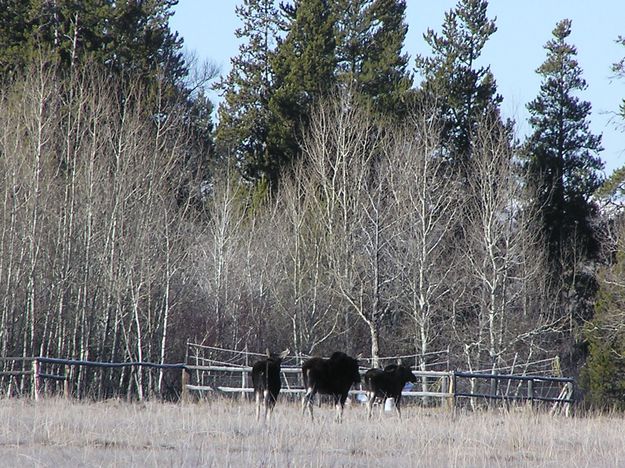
[332, 0, 412, 115]
[580, 221, 625, 409]
[332, 0, 368, 81]
[268, 0, 336, 185]
[108, 0, 187, 92]
[218, 0, 412, 186]
[0, 0, 32, 76]
[577, 36, 624, 400]
[580, 328, 625, 410]
[0, 0, 186, 93]
[0, 0, 211, 207]
[523, 19, 604, 269]
[215, 0, 280, 183]
[414, 0, 502, 171]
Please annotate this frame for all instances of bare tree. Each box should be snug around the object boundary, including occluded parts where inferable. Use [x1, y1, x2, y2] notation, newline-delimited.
[0, 59, 207, 398]
[268, 166, 339, 355]
[300, 89, 397, 365]
[387, 106, 460, 377]
[192, 168, 249, 347]
[456, 117, 555, 379]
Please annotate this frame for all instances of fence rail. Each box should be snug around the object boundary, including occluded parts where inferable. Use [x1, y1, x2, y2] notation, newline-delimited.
[185, 342, 453, 372]
[37, 357, 185, 369]
[453, 371, 574, 383]
[0, 357, 36, 362]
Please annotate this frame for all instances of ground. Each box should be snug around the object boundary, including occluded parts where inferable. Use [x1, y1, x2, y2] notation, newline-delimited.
[0, 397, 624, 466]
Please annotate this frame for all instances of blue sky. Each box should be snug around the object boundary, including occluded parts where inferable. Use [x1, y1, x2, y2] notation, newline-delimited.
[170, 1, 625, 174]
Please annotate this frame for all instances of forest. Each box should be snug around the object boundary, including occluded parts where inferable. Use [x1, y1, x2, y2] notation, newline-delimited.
[0, 0, 624, 407]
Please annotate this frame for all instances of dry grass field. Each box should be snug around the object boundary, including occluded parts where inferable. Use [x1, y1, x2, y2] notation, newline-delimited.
[1, 397, 624, 467]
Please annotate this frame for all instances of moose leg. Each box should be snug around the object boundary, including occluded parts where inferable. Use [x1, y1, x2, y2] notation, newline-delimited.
[266, 392, 278, 421]
[366, 392, 374, 420]
[255, 391, 261, 421]
[335, 393, 348, 423]
[263, 390, 270, 422]
[334, 394, 341, 423]
[395, 395, 402, 419]
[302, 389, 315, 421]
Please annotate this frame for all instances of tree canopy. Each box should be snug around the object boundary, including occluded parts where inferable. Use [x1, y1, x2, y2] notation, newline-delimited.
[215, 0, 280, 183]
[523, 19, 604, 267]
[415, 0, 503, 173]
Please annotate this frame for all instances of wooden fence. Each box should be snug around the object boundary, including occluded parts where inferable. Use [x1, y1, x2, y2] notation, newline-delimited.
[0, 357, 36, 397]
[181, 364, 452, 399]
[0, 356, 184, 401]
[0, 355, 575, 415]
[451, 371, 575, 416]
[181, 363, 574, 415]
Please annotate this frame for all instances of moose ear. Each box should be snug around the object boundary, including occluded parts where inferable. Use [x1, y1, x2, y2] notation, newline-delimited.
[280, 349, 290, 359]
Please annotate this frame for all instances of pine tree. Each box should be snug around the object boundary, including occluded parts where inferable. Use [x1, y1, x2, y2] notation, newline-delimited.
[108, 0, 187, 91]
[218, 0, 412, 186]
[0, 0, 109, 75]
[268, 0, 336, 185]
[332, 0, 412, 115]
[580, 216, 625, 409]
[0, 0, 186, 93]
[577, 37, 625, 409]
[332, 0, 368, 82]
[0, 0, 210, 207]
[523, 19, 604, 268]
[414, 0, 502, 171]
[215, 0, 280, 183]
[0, 0, 31, 76]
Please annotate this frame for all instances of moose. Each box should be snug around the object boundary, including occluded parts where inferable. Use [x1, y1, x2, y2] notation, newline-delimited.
[251, 349, 289, 421]
[363, 362, 417, 419]
[301, 351, 362, 422]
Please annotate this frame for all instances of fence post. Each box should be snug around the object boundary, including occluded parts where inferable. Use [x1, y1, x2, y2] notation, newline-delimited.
[447, 372, 456, 414]
[32, 359, 41, 401]
[241, 345, 249, 401]
[241, 368, 246, 400]
[564, 381, 574, 417]
[527, 379, 534, 410]
[489, 376, 498, 409]
[441, 375, 449, 409]
[181, 368, 190, 403]
[64, 365, 71, 399]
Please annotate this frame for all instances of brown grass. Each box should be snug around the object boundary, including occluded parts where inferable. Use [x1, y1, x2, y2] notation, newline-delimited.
[0, 397, 624, 467]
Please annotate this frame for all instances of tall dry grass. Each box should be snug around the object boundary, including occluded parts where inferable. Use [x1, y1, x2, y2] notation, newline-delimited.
[0, 397, 624, 467]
